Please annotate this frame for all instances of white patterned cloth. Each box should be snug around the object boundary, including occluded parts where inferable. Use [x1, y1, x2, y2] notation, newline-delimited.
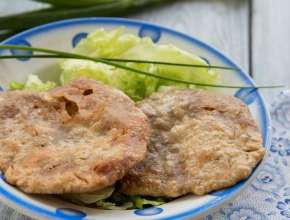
[202, 91, 290, 220]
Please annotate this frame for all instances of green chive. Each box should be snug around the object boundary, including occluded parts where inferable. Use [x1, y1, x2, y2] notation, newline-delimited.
[0, 45, 284, 89]
[0, 54, 239, 70]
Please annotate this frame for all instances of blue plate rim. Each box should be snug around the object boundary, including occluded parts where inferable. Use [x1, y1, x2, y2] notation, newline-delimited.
[0, 17, 271, 220]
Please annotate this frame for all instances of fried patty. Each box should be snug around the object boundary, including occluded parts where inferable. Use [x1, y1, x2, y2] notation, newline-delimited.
[0, 79, 149, 194]
[120, 89, 265, 197]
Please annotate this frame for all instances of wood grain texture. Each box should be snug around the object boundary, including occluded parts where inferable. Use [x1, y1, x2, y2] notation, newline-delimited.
[252, 0, 290, 102]
[0, 0, 250, 219]
[0, 0, 45, 17]
[131, 0, 250, 72]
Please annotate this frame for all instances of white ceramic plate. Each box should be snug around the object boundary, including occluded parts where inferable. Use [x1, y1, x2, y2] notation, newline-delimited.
[0, 18, 270, 220]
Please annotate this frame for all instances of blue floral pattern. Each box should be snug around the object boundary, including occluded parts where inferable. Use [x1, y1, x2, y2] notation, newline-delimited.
[138, 25, 161, 43]
[72, 32, 88, 48]
[227, 207, 265, 220]
[251, 163, 286, 194]
[272, 91, 290, 129]
[8, 39, 32, 61]
[270, 137, 290, 157]
[55, 208, 86, 219]
[134, 207, 163, 216]
[277, 199, 290, 218]
[203, 91, 290, 220]
[234, 88, 257, 105]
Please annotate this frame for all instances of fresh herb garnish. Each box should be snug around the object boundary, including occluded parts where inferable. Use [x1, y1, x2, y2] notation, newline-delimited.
[0, 45, 284, 89]
[0, 54, 239, 71]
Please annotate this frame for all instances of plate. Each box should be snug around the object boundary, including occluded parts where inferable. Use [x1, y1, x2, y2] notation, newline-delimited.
[0, 18, 270, 220]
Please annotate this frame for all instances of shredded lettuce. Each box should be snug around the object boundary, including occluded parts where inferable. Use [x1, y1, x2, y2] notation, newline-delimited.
[62, 186, 114, 205]
[11, 28, 219, 99]
[95, 200, 133, 210]
[9, 74, 56, 92]
[61, 28, 220, 100]
[94, 194, 168, 210]
[9, 81, 25, 90]
[132, 196, 165, 209]
[61, 189, 169, 210]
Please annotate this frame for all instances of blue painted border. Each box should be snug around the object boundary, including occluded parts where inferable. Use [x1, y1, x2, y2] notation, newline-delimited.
[0, 18, 271, 220]
[0, 181, 59, 219]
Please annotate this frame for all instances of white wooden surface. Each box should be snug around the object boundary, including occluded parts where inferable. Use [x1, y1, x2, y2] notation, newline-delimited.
[252, 0, 290, 103]
[0, 0, 288, 219]
[132, 0, 250, 72]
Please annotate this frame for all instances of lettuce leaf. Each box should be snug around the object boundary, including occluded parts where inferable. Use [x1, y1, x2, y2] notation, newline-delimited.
[61, 28, 219, 101]
[62, 186, 115, 205]
[95, 200, 133, 210]
[93, 194, 167, 210]
[9, 74, 56, 92]
[9, 81, 25, 90]
[61, 188, 169, 210]
[132, 196, 165, 209]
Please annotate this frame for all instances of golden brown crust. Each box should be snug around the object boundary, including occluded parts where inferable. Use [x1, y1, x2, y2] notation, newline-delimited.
[120, 89, 265, 197]
[0, 79, 149, 194]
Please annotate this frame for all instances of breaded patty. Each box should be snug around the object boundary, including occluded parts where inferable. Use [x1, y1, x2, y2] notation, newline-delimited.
[120, 89, 265, 197]
[0, 79, 149, 194]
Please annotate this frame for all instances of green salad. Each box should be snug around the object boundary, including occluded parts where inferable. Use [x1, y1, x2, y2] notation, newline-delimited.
[9, 28, 220, 209]
[11, 27, 219, 100]
[61, 186, 170, 210]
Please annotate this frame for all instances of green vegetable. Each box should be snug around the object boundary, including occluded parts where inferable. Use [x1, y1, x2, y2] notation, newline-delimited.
[62, 186, 115, 205]
[9, 81, 25, 90]
[93, 191, 168, 210]
[0, 54, 239, 71]
[60, 187, 168, 210]
[3, 45, 280, 90]
[33, 0, 115, 8]
[96, 200, 133, 210]
[132, 196, 165, 209]
[61, 28, 220, 100]
[9, 74, 56, 92]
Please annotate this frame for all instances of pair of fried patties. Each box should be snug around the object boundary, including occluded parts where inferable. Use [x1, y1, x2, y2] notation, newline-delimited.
[0, 79, 265, 197]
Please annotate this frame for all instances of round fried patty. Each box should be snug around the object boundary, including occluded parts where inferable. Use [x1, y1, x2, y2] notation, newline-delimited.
[0, 79, 149, 194]
[120, 89, 265, 197]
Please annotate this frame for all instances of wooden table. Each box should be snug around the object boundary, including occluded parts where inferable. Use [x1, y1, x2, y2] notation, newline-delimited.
[0, 0, 289, 219]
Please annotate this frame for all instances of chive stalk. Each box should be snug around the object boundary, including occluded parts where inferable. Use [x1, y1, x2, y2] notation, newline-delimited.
[0, 45, 284, 89]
